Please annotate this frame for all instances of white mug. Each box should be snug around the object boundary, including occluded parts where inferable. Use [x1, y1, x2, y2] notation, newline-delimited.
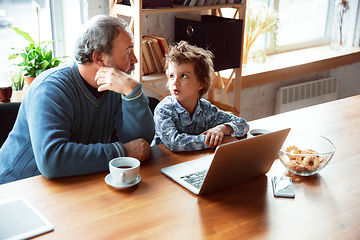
[109, 157, 140, 185]
[249, 129, 271, 137]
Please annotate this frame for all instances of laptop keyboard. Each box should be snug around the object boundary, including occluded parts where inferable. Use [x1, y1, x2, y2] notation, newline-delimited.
[180, 169, 208, 189]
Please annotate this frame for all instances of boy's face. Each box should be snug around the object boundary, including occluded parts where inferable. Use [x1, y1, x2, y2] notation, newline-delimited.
[167, 61, 204, 105]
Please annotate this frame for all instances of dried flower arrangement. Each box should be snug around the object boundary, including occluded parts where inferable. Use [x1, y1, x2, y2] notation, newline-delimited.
[335, 0, 350, 47]
[243, 2, 279, 66]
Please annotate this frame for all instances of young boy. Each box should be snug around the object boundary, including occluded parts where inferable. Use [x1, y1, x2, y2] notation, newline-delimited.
[151, 41, 249, 152]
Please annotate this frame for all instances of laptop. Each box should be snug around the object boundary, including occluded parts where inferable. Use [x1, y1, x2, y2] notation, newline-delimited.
[161, 128, 291, 195]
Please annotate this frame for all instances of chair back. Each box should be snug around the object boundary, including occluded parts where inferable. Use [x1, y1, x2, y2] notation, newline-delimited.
[0, 102, 21, 147]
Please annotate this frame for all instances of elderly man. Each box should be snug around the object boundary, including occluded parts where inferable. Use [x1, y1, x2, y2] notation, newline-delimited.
[0, 15, 154, 184]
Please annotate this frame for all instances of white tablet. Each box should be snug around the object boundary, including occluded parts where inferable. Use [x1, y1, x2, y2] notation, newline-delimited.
[0, 195, 54, 240]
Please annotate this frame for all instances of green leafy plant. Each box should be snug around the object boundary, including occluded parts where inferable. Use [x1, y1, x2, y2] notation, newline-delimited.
[7, 27, 67, 78]
[7, 1, 67, 78]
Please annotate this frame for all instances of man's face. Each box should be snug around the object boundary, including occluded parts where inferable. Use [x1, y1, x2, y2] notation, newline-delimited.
[104, 29, 138, 74]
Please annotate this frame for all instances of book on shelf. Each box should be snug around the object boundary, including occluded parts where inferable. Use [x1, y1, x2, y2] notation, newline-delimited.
[141, 39, 156, 74]
[188, 0, 198, 6]
[149, 34, 170, 56]
[203, 0, 210, 5]
[141, 52, 149, 75]
[118, 0, 173, 8]
[204, 0, 214, 6]
[173, 0, 190, 5]
[196, 0, 206, 6]
[144, 36, 165, 71]
[173, 0, 186, 5]
[143, 37, 162, 73]
[141, 35, 170, 75]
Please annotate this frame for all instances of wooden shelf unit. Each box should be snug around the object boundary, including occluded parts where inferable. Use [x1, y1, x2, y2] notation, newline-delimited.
[109, 0, 246, 116]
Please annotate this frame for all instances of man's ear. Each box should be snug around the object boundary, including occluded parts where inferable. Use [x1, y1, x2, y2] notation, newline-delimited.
[93, 51, 105, 67]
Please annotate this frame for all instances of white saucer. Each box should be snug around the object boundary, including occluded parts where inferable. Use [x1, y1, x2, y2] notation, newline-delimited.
[105, 174, 141, 189]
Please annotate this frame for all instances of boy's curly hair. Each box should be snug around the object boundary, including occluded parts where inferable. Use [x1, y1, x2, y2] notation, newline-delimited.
[165, 41, 214, 97]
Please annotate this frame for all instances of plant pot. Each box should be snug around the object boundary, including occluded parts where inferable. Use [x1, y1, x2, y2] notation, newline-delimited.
[24, 76, 35, 86]
[0, 85, 12, 103]
[11, 89, 26, 102]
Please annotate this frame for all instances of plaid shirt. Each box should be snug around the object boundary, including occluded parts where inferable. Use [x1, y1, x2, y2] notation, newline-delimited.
[151, 96, 250, 151]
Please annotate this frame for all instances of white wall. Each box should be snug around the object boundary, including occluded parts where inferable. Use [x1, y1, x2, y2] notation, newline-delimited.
[58, 0, 108, 59]
[239, 62, 360, 121]
[75, 0, 360, 122]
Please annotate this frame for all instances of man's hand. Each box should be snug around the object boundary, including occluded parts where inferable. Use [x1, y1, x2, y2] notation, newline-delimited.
[123, 138, 151, 162]
[95, 67, 138, 95]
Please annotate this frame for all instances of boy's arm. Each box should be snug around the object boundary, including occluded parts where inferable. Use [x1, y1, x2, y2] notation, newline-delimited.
[205, 101, 250, 137]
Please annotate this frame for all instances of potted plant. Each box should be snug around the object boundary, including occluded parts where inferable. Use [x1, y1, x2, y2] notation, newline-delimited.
[7, 27, 67, 86]
[6, 67, 26, 102]
[7, 2, 67, 86]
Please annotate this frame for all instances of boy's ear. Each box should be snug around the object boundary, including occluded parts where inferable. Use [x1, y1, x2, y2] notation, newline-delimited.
[199, 78, 208, 90]
[93, 51, 105, 67]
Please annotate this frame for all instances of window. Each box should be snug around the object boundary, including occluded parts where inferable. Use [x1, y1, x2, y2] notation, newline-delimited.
[277, 0, 330, 44]
[223, 0, 358, 55]
[0, 0, 52, 78]
[247, 0, 334, 54]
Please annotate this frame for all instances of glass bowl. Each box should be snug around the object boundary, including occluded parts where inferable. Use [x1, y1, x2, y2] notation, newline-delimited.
[278, 134, 336, 176]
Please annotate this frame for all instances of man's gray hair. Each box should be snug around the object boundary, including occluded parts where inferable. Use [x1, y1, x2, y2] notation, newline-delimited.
[74, 15, 129, 64]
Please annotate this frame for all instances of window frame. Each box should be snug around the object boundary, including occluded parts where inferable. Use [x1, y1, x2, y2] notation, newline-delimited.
[259, 0, 358, 55]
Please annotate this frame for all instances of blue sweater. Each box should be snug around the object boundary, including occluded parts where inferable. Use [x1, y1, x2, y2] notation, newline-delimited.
[0, 61, 154, 184]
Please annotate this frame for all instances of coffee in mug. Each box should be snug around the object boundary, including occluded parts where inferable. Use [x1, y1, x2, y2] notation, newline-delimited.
[109, 157, 140, 185]
[117, 166, 133, 169]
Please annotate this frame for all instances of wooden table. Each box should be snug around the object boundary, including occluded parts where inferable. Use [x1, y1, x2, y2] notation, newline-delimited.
[1, 95, 360, 239]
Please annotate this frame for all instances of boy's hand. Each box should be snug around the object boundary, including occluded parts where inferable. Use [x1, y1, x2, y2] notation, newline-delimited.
[203, 126, 224, 148]
[202, 124, 233, 148]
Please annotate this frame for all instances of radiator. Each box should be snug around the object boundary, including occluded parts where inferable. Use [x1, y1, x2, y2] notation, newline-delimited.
[275, 77, 338, 114]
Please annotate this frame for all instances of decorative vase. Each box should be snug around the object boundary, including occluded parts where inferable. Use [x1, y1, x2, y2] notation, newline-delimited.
[331, 1, 350, 52]
[242, 44, 251, 67]
[11, 89, 26, 102]
[24, 76, 35, 86]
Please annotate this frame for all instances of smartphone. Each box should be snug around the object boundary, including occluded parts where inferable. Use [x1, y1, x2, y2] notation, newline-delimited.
[271, 176, 295, 198]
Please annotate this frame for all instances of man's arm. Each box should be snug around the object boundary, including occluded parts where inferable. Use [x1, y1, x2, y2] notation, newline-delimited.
[96, 67, 155, 160]
[27, 81, 127, 179]
[113, 83, 155, 160]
